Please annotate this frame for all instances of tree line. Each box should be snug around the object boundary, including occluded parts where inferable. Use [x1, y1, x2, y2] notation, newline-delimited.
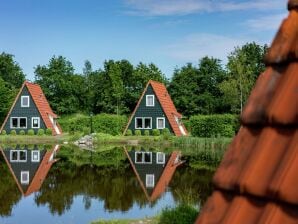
[0, 42, 267, 123]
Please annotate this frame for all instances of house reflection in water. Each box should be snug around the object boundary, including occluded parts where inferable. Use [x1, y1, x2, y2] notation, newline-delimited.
[124, 147, 184, 202]
[0, 144, 60, 197]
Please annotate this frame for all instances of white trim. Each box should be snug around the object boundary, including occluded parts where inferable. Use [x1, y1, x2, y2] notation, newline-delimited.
[135, 151, 152, 164]
[156, 152, 165, 164]
[31, 117, 40, 129]
[146, 95, 155, 107]
[135, 117, 152, 129]
[31, 150, 40, 162]
[10, 150, 19, 162]
[21, 171, 29, 184]
[146, 174, 155, 188]
[156, 117, 165, 129]
[10, 117, 27, 129]
[10, 150, 27, 162]
[21, 96, 30, 107]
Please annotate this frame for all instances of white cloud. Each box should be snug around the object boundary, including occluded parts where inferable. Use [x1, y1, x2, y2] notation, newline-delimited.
[164, 33, 252, 63]
[245, 13, 287, 31]
[124, 0, 284, 16]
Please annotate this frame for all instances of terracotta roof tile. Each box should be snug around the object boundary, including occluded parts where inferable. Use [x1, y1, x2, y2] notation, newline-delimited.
[196, 2, 298, 223]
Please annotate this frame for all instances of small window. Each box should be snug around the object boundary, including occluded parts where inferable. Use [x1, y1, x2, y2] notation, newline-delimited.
[10, 150, 18, 162]
[135, 118, 143, 129]
[21, 171, 29, 184]
[32, 117, 40, 129]
[144, 152, 152, 163]
[19, 150, 27, 162]
[11, 118, 18, 128]
[135, 152, 143, 163]
[157, 118, 165, 129]
[146, 174, 155, 188]
[144, 118, 152, 129]
[135, 152, 152, 164]
[21, 96, 30, 107]
[31, 150, 40, 162]
[19, 118, 27, 128]
[146, 95, 154, 107]
[156, 152, 165, 164]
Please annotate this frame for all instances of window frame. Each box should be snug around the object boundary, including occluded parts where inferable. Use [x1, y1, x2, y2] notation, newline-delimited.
[21, 96, 30, 107]
[31, 150, 40, 162]
[135, 151, 152, 164]
[146, 95, 155, 107]
[31, 117, 40, 129]
[146, 174, 155, 188]
[135, 117, 152, 129]
[156, 117, 165, 129]
[21, 171, 30, 184]
[10, 150, 27, 162]
[156, 152, 165, 164]
[10, 117, 27, 129]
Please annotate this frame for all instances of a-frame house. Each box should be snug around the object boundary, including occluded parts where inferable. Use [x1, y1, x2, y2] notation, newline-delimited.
[124, 148, 184, 202]
[124, 80, 187, 136]
[0, 81, 62, 135]
[0, 145, 60, 197]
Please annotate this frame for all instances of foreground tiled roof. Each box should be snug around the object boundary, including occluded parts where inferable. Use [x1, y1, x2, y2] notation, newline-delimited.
[196, 2, 298, 223]
[124, 80, 187, 136]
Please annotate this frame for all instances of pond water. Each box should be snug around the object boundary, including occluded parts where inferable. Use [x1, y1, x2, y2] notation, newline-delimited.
[0, 144, 214, 224]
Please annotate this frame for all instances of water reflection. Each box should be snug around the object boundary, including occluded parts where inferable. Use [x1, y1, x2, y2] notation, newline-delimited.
[125, 148, 183, 202]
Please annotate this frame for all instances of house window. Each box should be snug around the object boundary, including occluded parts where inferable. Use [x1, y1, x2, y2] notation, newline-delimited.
[146, 95, 154, 107]
[31, 150, 40, 162]
[156, 118, 165, 129]
[10, 117, 27, 129]
[21, 171, 29, 184]
[21, 96, 30, 107]
[10, 150, 27, 162]
[135, 151, 152, 164]
[146, 174, 155, 188]
[135, 117, 152, 129]
[156, 152, 165, 164]
[32, 117, 40, 129]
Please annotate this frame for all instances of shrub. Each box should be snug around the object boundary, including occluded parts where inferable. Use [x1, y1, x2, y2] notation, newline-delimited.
[19, 130, 25, 135]
[1, 130, 6, 135]
[10, 130, 17, 135]
[159, 204, 198, 224]
[83, 127, 90, 135]
[152, 129, 160, 136]
[134, 130, 141, 136]
[161, 128, 171, 136]
[126, 129, 132, 136]
[190, 114, 237, 137]
[37, 129, 45, 136]
[45, 128, 52, 135]
[144, 130, 150, 136]
[27, 129, 34, 136]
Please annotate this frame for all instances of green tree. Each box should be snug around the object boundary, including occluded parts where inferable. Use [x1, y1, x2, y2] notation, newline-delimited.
[0, 78, 15, 123]
[0, 52, 25, 89]
[220, 42, 268, 113]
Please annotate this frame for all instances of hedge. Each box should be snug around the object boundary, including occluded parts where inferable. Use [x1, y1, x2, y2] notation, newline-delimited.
[189, 114, 238, 137]
[59, 113, 128, 136]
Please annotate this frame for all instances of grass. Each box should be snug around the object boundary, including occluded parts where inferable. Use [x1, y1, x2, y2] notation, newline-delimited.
[91, 217, 158, 224]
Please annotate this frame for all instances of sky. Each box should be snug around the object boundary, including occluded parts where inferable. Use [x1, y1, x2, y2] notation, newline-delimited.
[0, 0, 287, 80]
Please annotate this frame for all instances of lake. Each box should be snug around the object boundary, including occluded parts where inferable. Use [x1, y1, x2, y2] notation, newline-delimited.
[0, 144, 215, 224]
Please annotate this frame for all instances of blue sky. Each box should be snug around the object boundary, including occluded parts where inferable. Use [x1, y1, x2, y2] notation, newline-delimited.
[0, 0, 286, 80]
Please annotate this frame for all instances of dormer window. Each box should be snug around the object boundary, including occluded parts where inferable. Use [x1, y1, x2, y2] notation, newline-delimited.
[146, 95, 154, 107]
[21, 96, 29, 107]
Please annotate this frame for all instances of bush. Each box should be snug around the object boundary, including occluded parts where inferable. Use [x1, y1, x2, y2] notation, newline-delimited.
[10, 130, 17, 135]
[159, 204, 198, 224]
[126, 129, 132, 136]
[37, 129, 45, 136]
[161, 128, 171, 136]
[134, 130, 141, 136]
[27, 129, 34, 136]
[190, 114, 237, 137]
[19, 130, 25, 135]
[1, 130, 6, 135]
[45, 128, 52, 135]
[152, 129, 160, 136]
[144, 130, 150, 136]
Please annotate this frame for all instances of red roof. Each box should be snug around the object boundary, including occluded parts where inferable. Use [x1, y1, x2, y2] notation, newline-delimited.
[196, 2, 298, 223]
[0, 81, 62, 135]
[124, 80, 187, 136]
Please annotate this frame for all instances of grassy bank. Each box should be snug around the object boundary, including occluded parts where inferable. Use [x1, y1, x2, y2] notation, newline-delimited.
[91, 217, 158, 224]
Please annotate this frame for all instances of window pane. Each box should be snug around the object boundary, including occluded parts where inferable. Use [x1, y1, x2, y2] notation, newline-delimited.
[22, 97, 29, 106]
[32, 151, 40, 162]
[144, 152, 151, 163]
[33, 118, 39, 128]
[146, 95, 154, 106]
[136, 118, 143, 128]
[12, 118, 18, 128]
[146, 175, 154, 187]
[11, 151, 18, 161]
[20, 118, 26, 128]
[19, 151, 26, 161]
[157, 153, 165, 163]
[157, 119, 164, 129]
[21, 172, 29, 184]
[135, 152, 143, 163]
[144, 118, 151, 128]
